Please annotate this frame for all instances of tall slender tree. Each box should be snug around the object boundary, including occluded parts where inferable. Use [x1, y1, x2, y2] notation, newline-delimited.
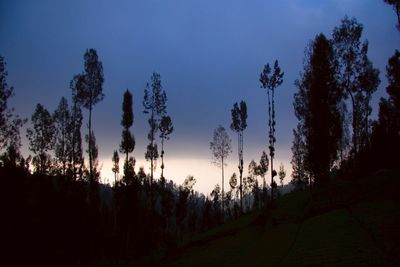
[290, 124, 309, 188]
[159, 115, 173, 179]
[53, 97, 70, 175]
[0, 55, 25, 154]
[74, 48, 104, 182]
[230, 100, 247, 212]
[26, 104, 56, 174]
[259, 60, 284, 201]
[69, 77, 84, 180]
[85, 130, 99, 181]
[143, 72, 167, 183]
[386, 50, 400, 116]
[120, 89, 135, 167]
[210, 125, 232, 217]
[255, 151, 268, 205]
[294, 34, 342, 187]
[333, 17, 380, 158]
[112, 150, 119, 185]
[374, 50, 400, 168]
[278, 163, 286, 188]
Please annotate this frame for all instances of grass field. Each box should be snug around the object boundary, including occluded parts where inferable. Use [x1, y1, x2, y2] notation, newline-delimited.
[167, 169, 400, 266]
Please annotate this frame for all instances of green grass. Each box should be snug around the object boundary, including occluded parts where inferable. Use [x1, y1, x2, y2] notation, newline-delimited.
[282, 209, 386, 266]
[167, 170, 400, 266]
[180, 210, 262, 248]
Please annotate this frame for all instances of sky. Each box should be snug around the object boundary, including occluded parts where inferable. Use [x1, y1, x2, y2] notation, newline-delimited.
[1, 0, 399, 194]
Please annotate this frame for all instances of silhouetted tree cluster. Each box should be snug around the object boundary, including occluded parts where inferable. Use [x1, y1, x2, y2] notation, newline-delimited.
[292, 17, 383, 190]
[365, 50, 400, 171]
[0, 55, 26, 165]
[294, 34, 342, 188]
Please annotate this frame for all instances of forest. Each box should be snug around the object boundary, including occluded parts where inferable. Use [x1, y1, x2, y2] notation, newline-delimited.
[1, 1, 399, 266]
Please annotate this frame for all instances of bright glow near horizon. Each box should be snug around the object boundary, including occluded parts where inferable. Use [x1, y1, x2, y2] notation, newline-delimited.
[100, 155, 293, 195]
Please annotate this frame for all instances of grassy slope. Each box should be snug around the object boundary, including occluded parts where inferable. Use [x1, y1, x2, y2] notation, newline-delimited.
[167, 169, 400, 266]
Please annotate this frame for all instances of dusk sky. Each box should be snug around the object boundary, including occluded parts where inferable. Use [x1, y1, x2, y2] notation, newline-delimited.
[1, 0, 399, 194]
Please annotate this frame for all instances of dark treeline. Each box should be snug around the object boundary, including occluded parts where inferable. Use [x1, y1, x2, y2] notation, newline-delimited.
[1, 5, 399, 265]
[0, 48, 269, 265]
[291, 15, 399, 190]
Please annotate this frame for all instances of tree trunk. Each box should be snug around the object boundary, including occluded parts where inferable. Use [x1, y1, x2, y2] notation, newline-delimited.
[237, 132, 243, 214]
[270, 156, 274, 202]
[221, 156, 224, 219]
[350, 93, 358, 157]
[88, 103, 93, 182]
[161, 136, 164, 179]
[126, 131, 129, 165]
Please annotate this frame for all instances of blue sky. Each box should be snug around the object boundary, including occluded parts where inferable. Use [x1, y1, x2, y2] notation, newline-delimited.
[1, 0, 399, 193]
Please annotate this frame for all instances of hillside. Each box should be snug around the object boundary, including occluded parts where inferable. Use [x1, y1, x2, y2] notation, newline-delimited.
[165, 169, 400, 266]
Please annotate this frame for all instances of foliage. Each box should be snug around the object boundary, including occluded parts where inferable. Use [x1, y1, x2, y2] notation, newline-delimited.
[332, 16, 380, 157]
[53, 97, 70, 175]
[74, 48, 104, 180]
[159, 115, 173, 178]
[120, 89, 135, 163]
[290, 124, 309, 188]
[278, 163, 286, 187]
[0, 55, 26, 154]
[68, 89, 84, 181]
[210, 125, 232, 215]
[210, 125, 232, 168]
[294, 34, 342, 187]
[112, 150, 119, 183]
[259, 60, 284, 200]
[26, 103, 56, 174]
[230, 100, 247, 213]
[143, 72, 167, 181]
[384, 0, 400, 30]
[84, 130, 100, 182]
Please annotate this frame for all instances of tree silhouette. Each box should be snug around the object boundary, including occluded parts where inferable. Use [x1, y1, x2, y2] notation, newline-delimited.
[259, 60, 284, 201]
[176, 175, 196, 239]
[229, 172, 238, 201]
[294, 34, 342, 187]
[210, 125, 232, 216]
[85, 130, 99, 181]
[333, 17, 380, 158]
[248, 160, 258, 179]
[69, 78, 84, 180]
[143, 72, 167, 183]
[384, 0, 400, 30]
[120, 89, 135, 168]
[53, 97, 70, 175]
[159, 115, 173, 179]
[0, 55, 26, 154]
[258, 151, 269, 189]
[74, 48, 104, 182]
[230, 100, 247, 212]
[112, 150, 119, 184]
[386, 50, 400, 118]
[278, 163, 286, 188]
[258, 151, 269, 204]
[26, 103, 56, 174]
[290, 124, 309, 188]
[210, 184, 221, 219]
[374, 49, 400, 168]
